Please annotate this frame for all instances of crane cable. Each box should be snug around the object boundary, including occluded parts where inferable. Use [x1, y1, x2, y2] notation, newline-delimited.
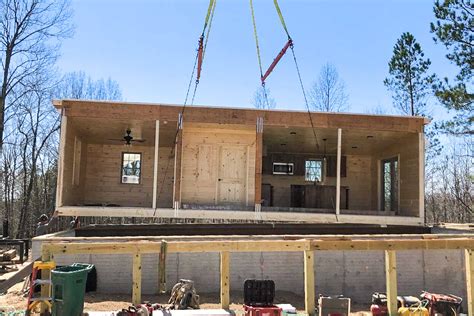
[249, 0, 272, 109]
[272, 0, 320, 150]
[154, 0, 217, 215]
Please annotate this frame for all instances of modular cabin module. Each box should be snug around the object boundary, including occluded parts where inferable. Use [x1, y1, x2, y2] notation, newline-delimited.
[53, 99, 428, 225]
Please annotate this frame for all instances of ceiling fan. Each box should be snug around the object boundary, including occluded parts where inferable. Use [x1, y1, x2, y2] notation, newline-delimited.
[108, 129, 146, 145]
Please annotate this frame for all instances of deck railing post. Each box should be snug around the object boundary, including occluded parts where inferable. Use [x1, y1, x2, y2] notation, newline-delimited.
[385, 250, 398, 316]
[220, 251, 230, 309]
[304, 250, 315, 316]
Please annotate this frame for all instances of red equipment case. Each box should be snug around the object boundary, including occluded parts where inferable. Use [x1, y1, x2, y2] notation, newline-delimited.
[244, 304, 282, 316]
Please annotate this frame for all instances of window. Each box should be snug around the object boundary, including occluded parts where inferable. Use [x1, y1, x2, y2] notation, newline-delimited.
[121, 153, 141, 184]
[381, 157, 398, 211]
[305, 159, 323, 182]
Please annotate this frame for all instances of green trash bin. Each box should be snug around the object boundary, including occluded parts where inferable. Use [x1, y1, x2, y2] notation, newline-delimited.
[51, 263, 94, 316]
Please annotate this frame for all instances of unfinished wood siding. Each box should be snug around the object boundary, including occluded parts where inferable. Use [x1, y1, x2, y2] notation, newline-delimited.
[83, 144, 154, 207]
[61, 121, 87, 206]
[372, 133, 420, 216]
[180, 123, 256, 206]
[262, 155, 372, 210]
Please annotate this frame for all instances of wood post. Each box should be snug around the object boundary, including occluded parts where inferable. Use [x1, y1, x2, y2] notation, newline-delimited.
[152, 120, 160, 209]
[40, 248, 52, 313]
[173, 114, 183, 208]
[55, 112, 67, 208]
[465, 249, 473, 315]
[255, 117, 264, 211]
[132, 252, 142, 305]
[336, 128, 342, 215]
[385, 250, 398, 316]
[159, 240, 167, 293]
[304, 250, 315, 316]
[418, 132, 425, 222]
[220, 251, 230, 309]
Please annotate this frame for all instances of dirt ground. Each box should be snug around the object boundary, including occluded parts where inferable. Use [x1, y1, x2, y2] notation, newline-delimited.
[0, 281, 371, 315]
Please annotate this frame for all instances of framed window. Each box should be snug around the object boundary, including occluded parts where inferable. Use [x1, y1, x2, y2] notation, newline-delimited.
[121, 152, 142, 184]
[305, 159, 323, 182]
[381, 157, 398, 211]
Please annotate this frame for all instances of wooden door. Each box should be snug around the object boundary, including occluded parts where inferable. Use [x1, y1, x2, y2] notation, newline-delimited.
[217, 146, 247, 204]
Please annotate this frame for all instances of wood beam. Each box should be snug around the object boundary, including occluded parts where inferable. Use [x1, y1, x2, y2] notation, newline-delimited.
[132, 252, 142, 305]
[304, 250, 315, 316]
[55, 112, 67, 208]
[173, 114, 183, 208]
[255, 117, 264, 211]
[56, 100, 426, 133]
[336, 128, 342, 215]
[465, 249, 474, 316]
[220, 251, 230, 309]
[385, 250, 397, 316]
[152, 120, 160, 209]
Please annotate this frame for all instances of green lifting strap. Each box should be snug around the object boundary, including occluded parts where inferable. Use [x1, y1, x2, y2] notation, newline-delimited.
[273, 0, 291, 39]
[249, 0, 264, 79]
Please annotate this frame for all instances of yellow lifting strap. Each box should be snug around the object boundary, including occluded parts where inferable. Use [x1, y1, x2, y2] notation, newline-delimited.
[202, 0, 217, 35]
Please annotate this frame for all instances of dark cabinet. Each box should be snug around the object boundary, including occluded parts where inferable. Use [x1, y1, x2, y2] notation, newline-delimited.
[291, 185, 349, 209]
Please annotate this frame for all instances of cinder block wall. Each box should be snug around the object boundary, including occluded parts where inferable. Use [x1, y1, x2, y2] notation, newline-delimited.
[33, 241, 467, 305]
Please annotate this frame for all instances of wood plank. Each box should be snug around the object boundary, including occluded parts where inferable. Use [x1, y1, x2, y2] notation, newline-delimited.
[132, 252, 142, 305]
[336, 128, 342, 215]
[0, 261, 34, 293]
[220, 251, 230, 309]
[418, 132, 425, 221]
[385, 250, 397, 316]
[152, 120, 160, 209]
[304, 250, 315, 316]
[465, 249, 473, 316]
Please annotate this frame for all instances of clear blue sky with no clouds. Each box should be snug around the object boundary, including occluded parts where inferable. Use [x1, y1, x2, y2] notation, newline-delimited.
[56, 0, 456, 120]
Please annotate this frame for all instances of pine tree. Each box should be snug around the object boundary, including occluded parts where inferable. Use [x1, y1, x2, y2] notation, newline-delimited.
[384, 32, 435, 116]
[431, 0, 473, 135]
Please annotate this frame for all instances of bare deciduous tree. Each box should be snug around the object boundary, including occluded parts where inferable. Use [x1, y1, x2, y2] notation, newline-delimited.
[57, 71, 123, 101]
[0, 0, 73, 150]
[252, 86, 276, 110]
[309, 63, 349, 112]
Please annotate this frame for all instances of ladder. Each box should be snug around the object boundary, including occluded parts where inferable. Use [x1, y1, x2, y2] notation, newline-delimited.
[26, 261, 56, 314]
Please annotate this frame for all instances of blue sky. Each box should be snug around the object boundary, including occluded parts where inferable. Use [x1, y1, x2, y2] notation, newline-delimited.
[57, 0, 456, 119]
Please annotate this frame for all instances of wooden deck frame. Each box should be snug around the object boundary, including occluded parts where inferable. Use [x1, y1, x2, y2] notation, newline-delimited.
[40, 235, 474, 315]
[56, 206, 424, 226]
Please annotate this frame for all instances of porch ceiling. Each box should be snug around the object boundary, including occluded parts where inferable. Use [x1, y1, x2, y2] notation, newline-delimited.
[263, 126, 414, 155]
[69, 117, 177, 147]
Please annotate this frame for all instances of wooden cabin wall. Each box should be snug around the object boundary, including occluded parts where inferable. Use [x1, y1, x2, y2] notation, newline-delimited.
[60, 121, 87, 206]
[262, 154, 372, 210]
[372, 133, 420, 216]
[180, 123, 256, 206]
[81, 144, 174, 208]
